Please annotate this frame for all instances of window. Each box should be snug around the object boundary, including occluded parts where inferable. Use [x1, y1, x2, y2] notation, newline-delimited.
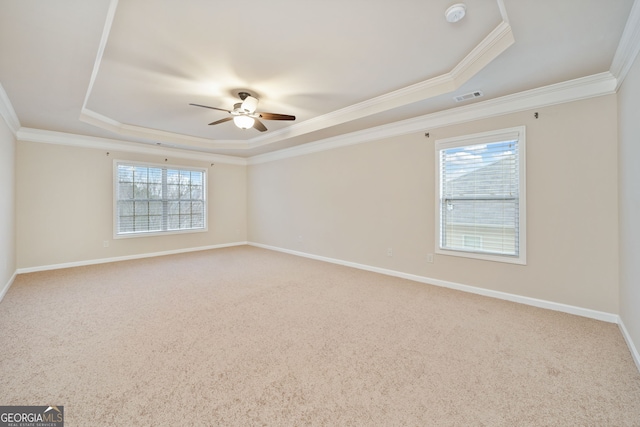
[114, 161, 206, 237]
[435, 126, 526, 264]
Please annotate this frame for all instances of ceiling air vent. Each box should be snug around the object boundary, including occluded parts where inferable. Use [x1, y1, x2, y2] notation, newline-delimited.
[453, 91, 484, 102]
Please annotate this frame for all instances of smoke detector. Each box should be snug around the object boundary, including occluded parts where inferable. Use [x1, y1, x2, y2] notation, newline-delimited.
[445, 4, 467, 23]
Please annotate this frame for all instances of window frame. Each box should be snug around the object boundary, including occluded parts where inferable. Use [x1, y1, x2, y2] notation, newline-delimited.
[434, 126, 526, 265]
[113, 160, 208, 239]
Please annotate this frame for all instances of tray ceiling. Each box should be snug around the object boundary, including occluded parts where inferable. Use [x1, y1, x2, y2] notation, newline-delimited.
[0, 0, 635, 157]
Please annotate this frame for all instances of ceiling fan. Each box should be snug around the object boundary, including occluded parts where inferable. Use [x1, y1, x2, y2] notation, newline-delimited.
[190, 92, 295, 132]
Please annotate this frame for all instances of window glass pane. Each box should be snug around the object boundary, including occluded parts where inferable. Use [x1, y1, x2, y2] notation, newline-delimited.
[134, 215, 149, 231]
[118, 201, 134, 216]
[168, 200, 180, 215]
[149, 201, 163, 216]
[119, 216, 134, 233]
[118, 166, 134, 183]
[167, 169, 180, 184]
[119, 182, 134, 200]
[167, 184, 179, 199]
[191, 214, 204, 228]
[149, 184, 162, 199]
[180, 215, 192, 229]
[149, 215, 162, 231]
[133, 183, 148, 199]
[180, 170, 191, 184]
[148, 168, 162, 184]
[180, 201, 191, 214]
[192, 201, 204, 215]
[133, 167, 148, 183]
[179, 183, 190, 199]
[168, 215, 180, 230]
[191, 172, 203, 186]
[191, 185, 203, 199]
[134, 201, 149, 216]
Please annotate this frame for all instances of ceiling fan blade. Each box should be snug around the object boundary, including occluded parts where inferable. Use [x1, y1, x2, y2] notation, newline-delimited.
[253, 119, 268, 132]
[258, 112, 296, 121]
[189, 103, 232, 113]
[208, 117, 233, 126]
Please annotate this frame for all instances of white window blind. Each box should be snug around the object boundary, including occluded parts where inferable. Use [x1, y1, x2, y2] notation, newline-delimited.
[436, 127, 526, 264]
[115, 162, 206, 236]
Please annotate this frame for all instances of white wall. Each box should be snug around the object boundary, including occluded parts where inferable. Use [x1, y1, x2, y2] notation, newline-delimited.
[16, 141, 247, 269]
[618, 51, 640, 361]
[248, 95, 620, 314]
[0, 116, 16, 294]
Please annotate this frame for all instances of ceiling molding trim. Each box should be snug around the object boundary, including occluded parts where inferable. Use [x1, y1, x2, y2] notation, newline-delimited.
[81, 0, 119, 111]
[611, 0, 640, 90]
[80, 108, 246, 150]
[247, 21, 515, 150]
[0, 83, 21, 135]
[248, 72, 617, 165]
[247, 75, 457, 149]
[451, 21, 514, 86]
[496, 0, 510, 24]
[16, 128, 247, 166]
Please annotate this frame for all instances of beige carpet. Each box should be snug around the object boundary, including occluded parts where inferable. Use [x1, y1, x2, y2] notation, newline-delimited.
[1, 246, 639, 426]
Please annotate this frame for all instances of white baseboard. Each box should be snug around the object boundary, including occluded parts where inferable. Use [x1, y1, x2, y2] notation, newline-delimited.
[619, 318, 640, 373]
[15, 241, 248, 274]
[248, 242, 619, 324]
[0, 271, 17, 302]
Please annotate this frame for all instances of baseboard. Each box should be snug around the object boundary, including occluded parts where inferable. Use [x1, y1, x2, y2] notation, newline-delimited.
[248, 242, 619, 324]
[0, 271, 17, 303]
[619, 318, 640, 373]
[15, 241, 248, 274]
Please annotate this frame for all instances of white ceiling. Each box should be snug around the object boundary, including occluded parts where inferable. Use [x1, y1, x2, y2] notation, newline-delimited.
[0, 0, 636, 158]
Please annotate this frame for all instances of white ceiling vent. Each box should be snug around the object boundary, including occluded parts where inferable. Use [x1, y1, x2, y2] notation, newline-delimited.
[453, 90, 484, 102]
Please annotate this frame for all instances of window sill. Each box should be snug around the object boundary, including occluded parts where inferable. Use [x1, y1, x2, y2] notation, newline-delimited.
[435, 247, 527, 265]
[113, 227, 208, 239]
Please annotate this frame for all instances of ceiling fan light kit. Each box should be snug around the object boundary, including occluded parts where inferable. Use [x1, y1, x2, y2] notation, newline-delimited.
[240, 95, 259, 113]
[189, 91, 295, 132]
[233, 115, 255, 129]
[445, 3, 466, 23]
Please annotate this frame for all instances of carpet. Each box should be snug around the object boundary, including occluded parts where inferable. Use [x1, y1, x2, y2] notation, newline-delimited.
[1, 246, 639, 425]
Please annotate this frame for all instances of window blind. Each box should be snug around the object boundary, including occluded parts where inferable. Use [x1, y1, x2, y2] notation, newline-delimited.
[439, 139, 520, 257]
[116, 163, 206, 236]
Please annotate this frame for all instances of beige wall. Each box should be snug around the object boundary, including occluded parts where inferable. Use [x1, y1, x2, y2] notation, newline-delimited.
[619, 51, 640, 356]
[0, 117, 16, 289]
[248, 95, 620, 313]
[16, 142, 247, 269]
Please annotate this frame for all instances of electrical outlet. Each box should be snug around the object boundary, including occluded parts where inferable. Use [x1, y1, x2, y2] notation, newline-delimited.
[103, 240, 109, 248]
[297, 235, 303, 243]
[387, 247, 393, 257]
[427, 253, 434, 263]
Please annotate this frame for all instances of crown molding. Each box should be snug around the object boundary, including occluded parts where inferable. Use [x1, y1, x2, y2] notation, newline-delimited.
[81, 0, 119, 111]
[248, 72, 617, 165]
[0, 83, 21, 135]
[14, 71, 615, 167]
[450, 21, 514, 87]
[16, 127, 247, 166]
[496, 0, 509, 24]
[611, 0, 640, 89]
[79, 108, 246, 150]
